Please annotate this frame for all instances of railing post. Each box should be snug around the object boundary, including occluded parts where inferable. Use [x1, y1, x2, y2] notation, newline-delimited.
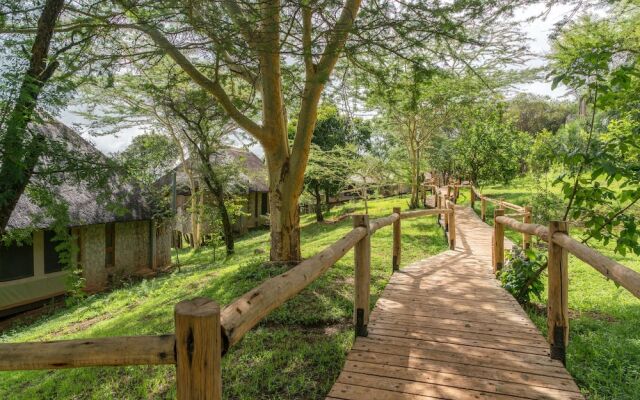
[175, 298, 221, 400]
[481, 197, 487, 222]
[448, 202, 456, 250]
[392, 207, 401, 271]
[353, 214, 370, 337]
[493, 208, 505, 273]
[438, 193, 443, 225]
[444, 197, 449, 232]
[547, 221, 569, 365]
[470, 187, 475, 208]
[523, 206, 533, 249]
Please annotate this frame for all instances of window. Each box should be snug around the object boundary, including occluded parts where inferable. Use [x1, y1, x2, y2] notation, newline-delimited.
[0, 238, 34, 282]
[261, 192, 268, 215]
[105, 223, 115, 268]
[44, 230, 63, 274]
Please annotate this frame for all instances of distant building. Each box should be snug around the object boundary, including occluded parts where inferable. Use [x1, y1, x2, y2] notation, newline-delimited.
[157, 148, 269, 245]
[0, 120, 171, 317]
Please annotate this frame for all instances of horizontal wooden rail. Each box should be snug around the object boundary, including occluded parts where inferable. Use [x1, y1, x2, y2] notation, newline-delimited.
[0, 335, 175, 371]
[221, 226, 368, 349]
[495, 215, 640, 300]
[495, 216, 549, 241]
[472, 186, 525, 212]
[369, 213, 399, 234]
[0, 206, 448, 396]
[400, 208, 451, 220]
[552, 232, 640, 299]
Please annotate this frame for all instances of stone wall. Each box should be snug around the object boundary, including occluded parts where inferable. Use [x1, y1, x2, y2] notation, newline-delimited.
[81, 224, 107, 290]
[114, 220, 150, 274]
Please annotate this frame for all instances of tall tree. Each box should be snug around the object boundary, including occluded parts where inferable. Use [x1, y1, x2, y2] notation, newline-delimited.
[4, 0, 530, 261]
[0, 0, 65, 234]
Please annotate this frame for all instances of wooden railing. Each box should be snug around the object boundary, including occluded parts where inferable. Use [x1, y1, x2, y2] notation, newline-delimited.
[470, 186, 533, 249]
[0, 206, 454, 399]
[491, 210, 640, 365]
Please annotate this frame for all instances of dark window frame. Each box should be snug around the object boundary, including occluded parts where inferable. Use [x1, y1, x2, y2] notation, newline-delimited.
[0, 236, 34, 282]
[43, 230, 64, 274]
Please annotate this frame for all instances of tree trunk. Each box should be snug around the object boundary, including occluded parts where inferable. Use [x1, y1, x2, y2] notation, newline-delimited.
[313, 182, 324, 222]
[266, 152, 302, 263]
[0, 0, 65, 235]
[202, 177, 234, 255]
[214, 191, 235, 255]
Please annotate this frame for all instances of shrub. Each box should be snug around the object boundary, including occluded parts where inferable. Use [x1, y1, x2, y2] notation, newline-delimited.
[498, 246, 547, 304]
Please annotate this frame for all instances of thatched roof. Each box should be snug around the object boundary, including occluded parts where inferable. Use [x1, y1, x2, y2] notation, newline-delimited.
[157, 148, 268, 195]
[6, 119, 149, 230]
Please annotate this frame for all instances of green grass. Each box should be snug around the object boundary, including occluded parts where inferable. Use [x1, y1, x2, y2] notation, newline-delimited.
[462, 176, 640, 399]
[0, 195, 447, 400]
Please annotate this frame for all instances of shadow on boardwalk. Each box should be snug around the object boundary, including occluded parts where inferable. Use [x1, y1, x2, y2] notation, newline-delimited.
[326, 206, 584, 400]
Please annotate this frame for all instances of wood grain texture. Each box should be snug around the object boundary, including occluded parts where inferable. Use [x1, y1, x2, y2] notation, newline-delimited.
[175, 297, 221, 400]
[326, 206, 583, 400]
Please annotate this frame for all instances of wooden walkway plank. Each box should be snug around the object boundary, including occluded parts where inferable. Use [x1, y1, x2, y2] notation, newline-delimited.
[327, 205, 584, 399]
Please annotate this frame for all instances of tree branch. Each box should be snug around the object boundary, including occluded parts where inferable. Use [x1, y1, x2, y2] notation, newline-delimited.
[128, 22, 265, 141]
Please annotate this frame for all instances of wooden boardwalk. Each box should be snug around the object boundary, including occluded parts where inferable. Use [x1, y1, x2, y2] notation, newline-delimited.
[327, 206, 584, 400]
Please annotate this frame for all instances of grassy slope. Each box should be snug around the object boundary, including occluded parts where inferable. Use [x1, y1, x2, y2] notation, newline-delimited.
[465, 176, 640, 400]
[0, 195, 447, 400]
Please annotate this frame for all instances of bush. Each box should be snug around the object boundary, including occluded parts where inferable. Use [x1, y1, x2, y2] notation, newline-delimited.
[498, 246, 547, 304]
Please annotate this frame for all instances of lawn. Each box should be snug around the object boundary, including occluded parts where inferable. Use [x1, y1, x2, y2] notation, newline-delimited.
[462, 176, 640, 400]
[0, 195, 447, 400]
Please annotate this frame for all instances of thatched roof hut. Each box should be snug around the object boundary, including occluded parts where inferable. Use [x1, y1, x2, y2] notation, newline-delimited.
[6, 119, 149, 231]
[157, 147, 269, 195]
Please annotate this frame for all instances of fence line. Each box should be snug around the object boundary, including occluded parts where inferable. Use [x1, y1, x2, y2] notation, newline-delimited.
[0, 206, 453, 399]
[492, 212, 640, 364]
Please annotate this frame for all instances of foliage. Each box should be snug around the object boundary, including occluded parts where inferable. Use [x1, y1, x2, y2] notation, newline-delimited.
[296, 104, 370, 221]
[507, 93, 573, 135]
[549, 7, 640, 255]
[0, 195, 448, 400]
[498, 246, 547, 305]
[453, 103, 529, 184]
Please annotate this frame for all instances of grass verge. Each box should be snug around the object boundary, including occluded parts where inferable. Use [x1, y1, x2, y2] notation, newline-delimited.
[0, 195, 447, 399]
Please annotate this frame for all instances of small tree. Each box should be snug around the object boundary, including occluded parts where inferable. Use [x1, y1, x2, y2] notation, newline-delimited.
[453, 103, 528, 185]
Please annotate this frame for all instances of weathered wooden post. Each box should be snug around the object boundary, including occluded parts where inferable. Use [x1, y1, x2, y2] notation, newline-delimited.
[353, 214, 370, 337]
[547, 221, 569, 365]
[448, 202, 456, 250]
[493, 208, 505, 273]
[392, 207, 401, 271]
[175, 298, 221, 400]
[481, 197, 487, 222]
[523, 206, 533, 249]
[470, 187, 475, 208]
[444, 196, 449, 233]
[454, 185, 460, 203]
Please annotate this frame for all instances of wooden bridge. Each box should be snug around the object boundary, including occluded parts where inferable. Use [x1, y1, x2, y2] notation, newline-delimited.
[3, 186, 639, 399]
[327, 206, 584, 400]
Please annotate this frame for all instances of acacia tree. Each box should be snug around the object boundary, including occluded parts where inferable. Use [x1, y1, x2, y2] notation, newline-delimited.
[4, 0, 530, 261]
[368, 69, 473, 208]
[82, 64, 244, 254]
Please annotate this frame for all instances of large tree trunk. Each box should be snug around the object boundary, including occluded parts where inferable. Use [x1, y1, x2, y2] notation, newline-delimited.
[313, 182, 324, 223]
[266, 152, 302, 263]
[0, 0, 64, 235]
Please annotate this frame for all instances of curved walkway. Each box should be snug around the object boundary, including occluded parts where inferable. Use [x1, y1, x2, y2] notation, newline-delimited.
[327, 206, 584, 400]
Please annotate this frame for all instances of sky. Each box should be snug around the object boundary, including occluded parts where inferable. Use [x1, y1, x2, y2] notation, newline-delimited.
[61, 3, 579, 155]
